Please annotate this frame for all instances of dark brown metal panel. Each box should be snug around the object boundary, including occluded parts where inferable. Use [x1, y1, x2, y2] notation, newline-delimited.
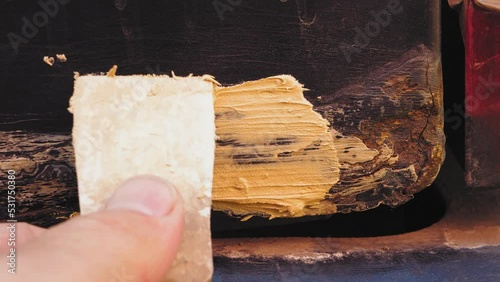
[0, 0, 443, 221]
[1, 0, 441, 124]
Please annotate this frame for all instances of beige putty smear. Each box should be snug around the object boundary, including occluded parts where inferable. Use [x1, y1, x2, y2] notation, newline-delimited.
[70, 74, 215, 282]
[212, 75, 340, 219]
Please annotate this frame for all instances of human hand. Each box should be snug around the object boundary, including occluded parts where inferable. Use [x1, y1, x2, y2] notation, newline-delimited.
[0, 176, 184, 282]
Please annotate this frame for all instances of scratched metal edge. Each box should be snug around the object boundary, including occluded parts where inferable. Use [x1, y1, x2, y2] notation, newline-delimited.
[212, 246, 500, 281]
[212, 245, 500, 265]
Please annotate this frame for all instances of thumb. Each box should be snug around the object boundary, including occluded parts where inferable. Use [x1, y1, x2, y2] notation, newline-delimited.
[15, 176, 184, 282]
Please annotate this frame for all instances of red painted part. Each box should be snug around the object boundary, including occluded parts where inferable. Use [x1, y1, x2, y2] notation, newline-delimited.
[465, 1, 500, 116]
[465, 0, 500, 187]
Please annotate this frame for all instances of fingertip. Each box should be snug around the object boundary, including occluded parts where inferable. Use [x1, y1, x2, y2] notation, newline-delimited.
[14, 176, 185, 282]
[106, 175, 181, 217]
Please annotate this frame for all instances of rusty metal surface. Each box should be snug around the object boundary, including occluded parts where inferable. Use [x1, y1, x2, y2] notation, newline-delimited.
[0, 0, 444, 221]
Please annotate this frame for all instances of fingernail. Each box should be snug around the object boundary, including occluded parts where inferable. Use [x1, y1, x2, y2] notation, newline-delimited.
[106, 175, 178, 217]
